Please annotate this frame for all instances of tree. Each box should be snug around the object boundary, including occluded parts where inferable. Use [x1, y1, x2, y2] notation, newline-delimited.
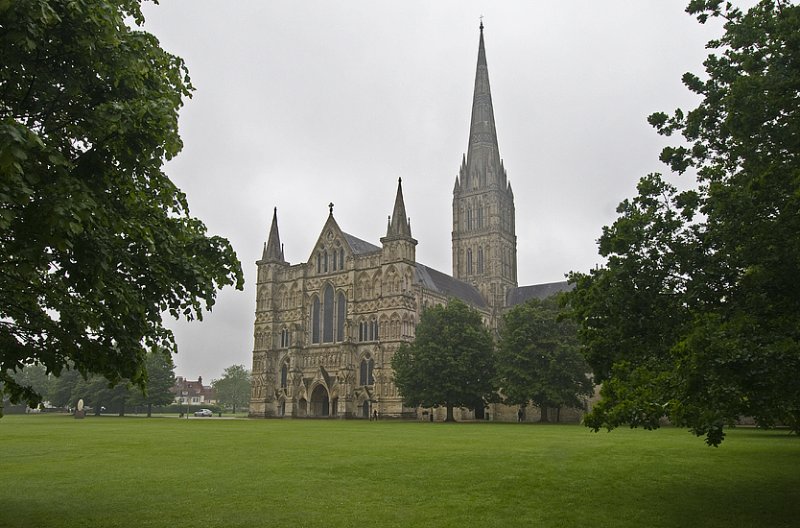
[5, 364, 53, 405]
[212, 365, 251, 414]
[48, 368, 82, 409]
[392, 299, 495, 422]
[496, 296, 594, 422]
[0, 0, 244, 414]
[127, 350, 176, 417]
[565, 0, 800, 445]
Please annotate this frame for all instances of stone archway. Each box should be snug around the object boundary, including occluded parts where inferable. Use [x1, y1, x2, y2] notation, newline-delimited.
[310, 385, 330, 417]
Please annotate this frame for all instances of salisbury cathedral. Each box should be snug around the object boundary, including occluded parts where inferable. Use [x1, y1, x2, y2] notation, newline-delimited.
[249, 24, 572, 420]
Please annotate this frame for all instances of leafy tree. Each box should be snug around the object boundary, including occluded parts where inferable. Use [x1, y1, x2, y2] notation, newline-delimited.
[0, 0, 244, 414]
[75, 375, 131, 416]
[392, 299, 495, 422]
[496, 296, 594, 422]
[127, 350, 176, 417]
[566, 0, 800, 445]
[212, 365, 251, 414]
[5, 364, 53, 406]
[48, 369, 82, 409]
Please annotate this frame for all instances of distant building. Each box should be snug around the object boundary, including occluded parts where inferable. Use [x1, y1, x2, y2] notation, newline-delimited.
[249, 24, 575, 420]
[172, 376, 216, 405]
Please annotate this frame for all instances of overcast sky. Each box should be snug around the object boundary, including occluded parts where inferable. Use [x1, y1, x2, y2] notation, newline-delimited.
[138, 1, 726, 382]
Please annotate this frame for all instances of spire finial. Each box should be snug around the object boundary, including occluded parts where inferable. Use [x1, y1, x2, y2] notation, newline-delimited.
[328, 202, 334, 215]
[479, 15, 484, 32]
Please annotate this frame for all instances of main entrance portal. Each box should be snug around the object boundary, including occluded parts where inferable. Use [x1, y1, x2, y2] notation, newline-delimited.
[310, 385, 330, 417]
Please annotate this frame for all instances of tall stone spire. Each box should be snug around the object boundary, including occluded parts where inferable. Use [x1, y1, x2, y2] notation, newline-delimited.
[452, 22, 518, 309]
[262, 207, 285, 262]
[465, 21, 502, 186]
[386, 178, 412, 239]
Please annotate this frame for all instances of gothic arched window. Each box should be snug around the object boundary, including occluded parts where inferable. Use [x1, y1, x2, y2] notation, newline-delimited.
[336, 291, 346, 342]
[477, 247, 484, 274]
[280, 362, 288, 389]
[311, 296, 320, 344]
[360, 356, 374, 385]
[323, 284, 334, 343]
[466, 248, 473, 275]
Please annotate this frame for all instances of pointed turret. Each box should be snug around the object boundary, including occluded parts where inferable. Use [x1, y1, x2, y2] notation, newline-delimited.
[381, 178, 417, 263]
[386, 178, 412, 239]
[262, 207, 286, 262]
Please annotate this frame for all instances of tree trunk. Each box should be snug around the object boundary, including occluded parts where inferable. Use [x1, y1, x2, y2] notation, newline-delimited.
[147, 403, 152, 418]
[540, 405, 549, 423]
[445, 404, 456, 422]
[118, 401, 125, 417]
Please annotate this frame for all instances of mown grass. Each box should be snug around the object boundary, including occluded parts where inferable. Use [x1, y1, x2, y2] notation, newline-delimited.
[2, 415, 798, 527]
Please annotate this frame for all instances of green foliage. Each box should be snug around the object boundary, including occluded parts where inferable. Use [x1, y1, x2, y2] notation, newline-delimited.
[44, 350, 174, 415]
[2, 364, 52, 407]
[566, 0, 800, 445]
[496, 296, 594, 421]
[126, 350, 176, 414]
[391, 299, 495, 421]
[212, 364, 251, 414]
[0, 0, 244, 413]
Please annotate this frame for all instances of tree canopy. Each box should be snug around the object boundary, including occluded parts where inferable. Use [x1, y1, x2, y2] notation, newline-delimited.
[0, 0, 243, 413]
[392, 299, 495, 421]
[212, 364, 251, 414]
[565, 0, 800, 445]
[496, 296, 594, 422]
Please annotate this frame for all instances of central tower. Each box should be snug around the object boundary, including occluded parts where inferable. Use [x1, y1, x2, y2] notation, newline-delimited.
[452, 23, 518, 309]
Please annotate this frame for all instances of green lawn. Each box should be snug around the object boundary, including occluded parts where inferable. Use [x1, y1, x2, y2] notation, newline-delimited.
[2, 415, 798, 527]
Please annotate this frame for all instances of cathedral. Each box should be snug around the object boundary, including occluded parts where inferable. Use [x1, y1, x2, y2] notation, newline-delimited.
[248, 24, 572, 420]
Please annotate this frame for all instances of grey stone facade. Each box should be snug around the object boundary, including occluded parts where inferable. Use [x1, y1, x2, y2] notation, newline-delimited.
[249, 24, 573, 420]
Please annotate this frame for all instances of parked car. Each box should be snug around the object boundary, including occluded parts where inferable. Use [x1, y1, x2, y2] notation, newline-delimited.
[194, 408, 213, 417]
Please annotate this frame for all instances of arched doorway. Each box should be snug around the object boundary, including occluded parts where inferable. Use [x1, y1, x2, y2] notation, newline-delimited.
[298, 398, 307, 417]
[362, 401, 370, 418]
[310, 385, 330, 417]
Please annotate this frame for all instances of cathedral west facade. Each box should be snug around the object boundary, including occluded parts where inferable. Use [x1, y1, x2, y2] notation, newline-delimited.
[249, 24, 572, 420]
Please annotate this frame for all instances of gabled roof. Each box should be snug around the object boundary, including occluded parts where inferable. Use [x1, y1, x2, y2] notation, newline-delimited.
[342, 232, 381, 255]
[416, 263, 487, 309]
[506, 281, 574, 306]
[340, 231, 485, 308]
